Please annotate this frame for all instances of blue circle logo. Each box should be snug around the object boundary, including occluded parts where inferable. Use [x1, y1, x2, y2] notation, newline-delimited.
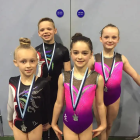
[77, 9, 85, 18]
[56, 9, 64, 18]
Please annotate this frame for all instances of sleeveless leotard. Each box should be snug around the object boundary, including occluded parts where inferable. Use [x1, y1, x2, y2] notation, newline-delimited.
[94, 53, 123, 106]
[63, 70, 99, 134]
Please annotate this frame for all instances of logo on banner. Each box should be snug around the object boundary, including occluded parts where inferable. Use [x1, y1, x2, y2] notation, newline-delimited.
[56, 9, 64, 18]
[77, 9, 85, 18]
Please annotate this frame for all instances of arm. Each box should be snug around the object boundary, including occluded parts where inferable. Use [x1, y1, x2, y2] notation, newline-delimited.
[7, 84, 14, 130]
[51, 74, 64, 140]
[64, 61, 71, 71]
[88, 55, 95, 70]
[95, 75, 106, 129]
[92, 75, 106, 138]
[51, 74, 64, 126]
[122, 55, 140, 86]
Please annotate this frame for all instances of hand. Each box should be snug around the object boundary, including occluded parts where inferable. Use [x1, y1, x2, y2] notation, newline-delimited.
[8, 121, 13, 130]
[52, 124, 62, 140]
[92, 125, 106, 138]
[43, 123, 51, 131]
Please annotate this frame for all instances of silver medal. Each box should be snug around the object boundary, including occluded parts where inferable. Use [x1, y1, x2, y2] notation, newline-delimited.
[104, 86, 108, 92]
[21, 122, 27, 132]
[73, 113, 78, 121]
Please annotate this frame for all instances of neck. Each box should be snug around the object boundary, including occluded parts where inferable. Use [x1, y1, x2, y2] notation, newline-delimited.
[73, 65, 90, 79]
[103, 48, 114, 57]
[43, 39, 55, 44]
[20, 73, 35, 85]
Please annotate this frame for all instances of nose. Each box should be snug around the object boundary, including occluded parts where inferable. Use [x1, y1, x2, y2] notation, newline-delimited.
[78, 53, 82, 59]
[109, 37, 112, 42]
[26, 62, 31, 67]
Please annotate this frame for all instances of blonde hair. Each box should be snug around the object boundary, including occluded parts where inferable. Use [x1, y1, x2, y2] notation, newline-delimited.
[14, 38, 37, 59]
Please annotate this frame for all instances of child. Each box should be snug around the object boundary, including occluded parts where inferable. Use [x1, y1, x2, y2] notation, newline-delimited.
[7, 38, 51, 140]
[51, 33, 106, 140]
[35, 17, 71, 140]
[88, 24, 140, 140]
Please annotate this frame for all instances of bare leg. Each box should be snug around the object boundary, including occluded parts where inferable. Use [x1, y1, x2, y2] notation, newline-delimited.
[106, 98, 120, 139]
[13, 125, 28, 140]
[63, 123, 79, 140]
[79, 124, 93, 140]
[28, 124, 43, 140]
[93, 99, 107, 140]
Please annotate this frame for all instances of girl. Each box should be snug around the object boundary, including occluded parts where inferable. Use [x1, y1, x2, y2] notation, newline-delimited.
[88, 24, 140, 140]
[7, 38, 51, 140]
[51, 33, 106, 140]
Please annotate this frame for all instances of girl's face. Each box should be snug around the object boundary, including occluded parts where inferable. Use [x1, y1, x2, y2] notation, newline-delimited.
[100, 27, 120, 50]
[14, 48, 38, 77]
[38, 21, 57, 44]
[71, 41, 92, 68]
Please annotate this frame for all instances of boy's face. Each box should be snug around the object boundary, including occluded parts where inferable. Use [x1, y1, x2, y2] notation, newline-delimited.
[38, 21, 57, 44]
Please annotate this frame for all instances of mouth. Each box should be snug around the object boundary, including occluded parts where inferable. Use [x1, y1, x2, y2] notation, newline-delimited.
[107, 44, 113, 46]
[43, 34, 50, 39]
[25, 69, 32, 73]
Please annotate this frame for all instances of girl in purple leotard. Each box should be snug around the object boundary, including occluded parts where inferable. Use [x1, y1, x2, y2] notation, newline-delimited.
[51, 33, 106, 140]
[88, 24, 140, 140]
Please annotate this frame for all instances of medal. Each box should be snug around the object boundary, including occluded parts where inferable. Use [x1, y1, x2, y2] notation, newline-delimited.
[104, 86, 108, 92]
[101, 51, 116, 92]
[70, 68, 88, 121]
[43, 43, 55, 79]
[16, 75, 35, 120]
[21, 122, 27, 132]
[73, 113, 78, 121]
[47, 73, 51, 81]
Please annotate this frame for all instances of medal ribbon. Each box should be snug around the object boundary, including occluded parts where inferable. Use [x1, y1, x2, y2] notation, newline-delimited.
[43, 43, 55, 74]
[70, 68, 88, 111]
[16, 75, 35, 119]
[101, 51, 116, 84]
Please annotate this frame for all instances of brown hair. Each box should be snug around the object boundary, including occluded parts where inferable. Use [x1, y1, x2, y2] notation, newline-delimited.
[14, 38, 36, 59]
[70, 33, 93, 52]
[100, 23, 120, 37]
[38, 17, 55, 29]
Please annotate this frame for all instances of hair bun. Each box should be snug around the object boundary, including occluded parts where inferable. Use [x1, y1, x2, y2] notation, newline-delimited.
[71, 33, 82, 41]
[19, 38, 31, 47]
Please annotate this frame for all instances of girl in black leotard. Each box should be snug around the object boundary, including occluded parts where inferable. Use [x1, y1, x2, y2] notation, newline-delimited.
[7, 38, 51, 140]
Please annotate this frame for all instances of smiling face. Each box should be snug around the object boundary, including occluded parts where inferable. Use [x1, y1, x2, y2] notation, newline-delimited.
[100, 27, 120, 50]
[14, 48, 38, 77]
[71, 41, 92, 68]
[38, 21, 57, 44]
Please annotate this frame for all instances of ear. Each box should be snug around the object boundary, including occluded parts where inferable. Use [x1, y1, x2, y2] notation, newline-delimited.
[100, 36, 102, 43]
[118, 36, 120, 42]
[38, 31, 41, 37]
[90, 51, 93, 59]
[54, 28, 57, 34]
[13, 59, 18, 67]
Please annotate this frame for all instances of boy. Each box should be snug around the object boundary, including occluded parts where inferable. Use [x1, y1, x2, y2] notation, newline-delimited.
[35, 17, 71, 140]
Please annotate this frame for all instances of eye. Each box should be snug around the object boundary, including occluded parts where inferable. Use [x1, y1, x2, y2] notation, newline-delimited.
[40, 29, 44, 32]
[73, 51, 78, 55]
[104, 36, 109, 39]
[31, 60, 35, 63]
[21, 60, 26, 64]
[47, 28, 52, 30]
[83, 52, 88, 55]
[112, 36, 117, 39]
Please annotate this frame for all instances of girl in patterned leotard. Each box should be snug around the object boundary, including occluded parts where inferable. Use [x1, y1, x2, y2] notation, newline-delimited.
[7, 38, 51, 140]
[88, 24, 140, 140]
[51, 33, 106, 140]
